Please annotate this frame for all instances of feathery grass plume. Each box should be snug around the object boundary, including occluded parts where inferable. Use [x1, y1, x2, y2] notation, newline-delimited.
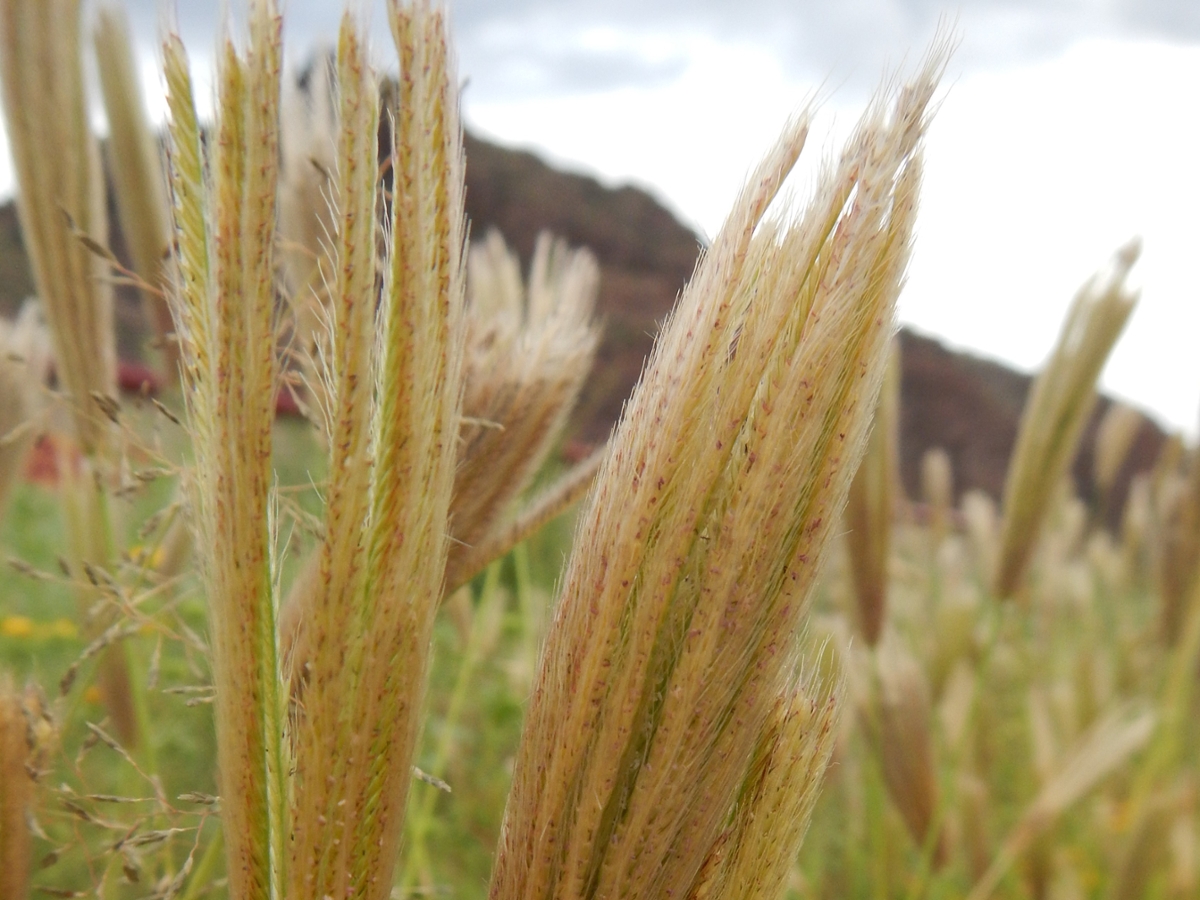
[446, 229, 600, 586]
[285, 5, 465, 899]
[687, 663, 841, 900]
[992, 242, 1139, 599]
[0, 304, 49, 520]
[94, 3, 176, 381]
[844, 342, 900, 645]
[0, 675, 32, 900]
[0, 0, 115, 457]
[489, 47, 945, 900]
[163, 2, 288, 897]
[0, 0, 142, 749]
[861, 639, 946, 865]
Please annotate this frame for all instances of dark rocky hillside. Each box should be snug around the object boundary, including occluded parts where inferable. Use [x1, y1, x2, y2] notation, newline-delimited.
[0, 130, 1166, 520]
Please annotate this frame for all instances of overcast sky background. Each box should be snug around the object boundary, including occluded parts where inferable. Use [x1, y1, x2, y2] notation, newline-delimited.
[5, 1, 1198, 434]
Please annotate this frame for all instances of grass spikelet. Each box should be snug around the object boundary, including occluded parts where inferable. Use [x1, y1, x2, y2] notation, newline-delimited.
[285, 5, 466, 898]
[689, 662, 842, 900]
[993, 241, 1139, 599]
[0, 0, 115, 457]
[94, 3, 175, 381]
[446, 229, 600, 585]
[845, 342, 900, 645]
[164, 2, 287, 898]
[489, 45, 946, 900]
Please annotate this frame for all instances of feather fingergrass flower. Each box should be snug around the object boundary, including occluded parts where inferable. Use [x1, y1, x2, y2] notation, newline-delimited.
[993, 242, 1139, 599]
[845, 342, 900, 645]
[94, 3, 176, 381]
[489, 48, 946, 900]
[167, 4, 464, 898]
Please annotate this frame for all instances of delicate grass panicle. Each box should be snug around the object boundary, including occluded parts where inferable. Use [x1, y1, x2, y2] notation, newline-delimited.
[0, 305, 49, 519]
[94, 2, 175, 380]
[0, 0, 115, 457]
[167, 2, 465, 898]
[993, 241, 1140, 599]
[490, 47, 945, 900]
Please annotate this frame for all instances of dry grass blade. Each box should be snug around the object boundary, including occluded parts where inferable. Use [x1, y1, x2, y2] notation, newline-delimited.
[489, 44, 946, 900]
[993, 241, 1139, 599]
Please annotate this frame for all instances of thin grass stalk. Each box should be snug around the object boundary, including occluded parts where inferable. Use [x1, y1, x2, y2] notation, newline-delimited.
[163, 2, 287, 897]
[94, 3, 176, 381]
[993, 242, 1139, 599]
[490, 48, 944, 900]
[286, 6, 465, 899]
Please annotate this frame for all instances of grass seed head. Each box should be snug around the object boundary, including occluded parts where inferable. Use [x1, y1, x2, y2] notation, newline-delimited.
[0, 0, 116, 456]
[490, 43, 947, 900]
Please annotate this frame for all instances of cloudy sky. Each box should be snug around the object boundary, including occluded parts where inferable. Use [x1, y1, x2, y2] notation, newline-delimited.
[9, 1, 1200, 433]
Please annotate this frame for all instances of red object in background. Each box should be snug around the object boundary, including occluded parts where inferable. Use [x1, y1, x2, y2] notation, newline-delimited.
[115, 358, 302, 417]
[117, 359, 161, 397]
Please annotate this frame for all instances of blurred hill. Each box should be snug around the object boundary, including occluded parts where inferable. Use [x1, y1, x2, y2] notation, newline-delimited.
[0, 130, 1166, 519]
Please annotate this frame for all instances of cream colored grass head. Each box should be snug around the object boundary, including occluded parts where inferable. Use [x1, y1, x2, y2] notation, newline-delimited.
[164, 0, 288, 896]
[863, 638, 945, 864]
[448, 229, 600, 583]
[490, 44, 946, 900]
[845, 341, 901, 645]
[0, 0, 116, 456]
[94, 2, 175, 380]
[993, 241, 1139, 599]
